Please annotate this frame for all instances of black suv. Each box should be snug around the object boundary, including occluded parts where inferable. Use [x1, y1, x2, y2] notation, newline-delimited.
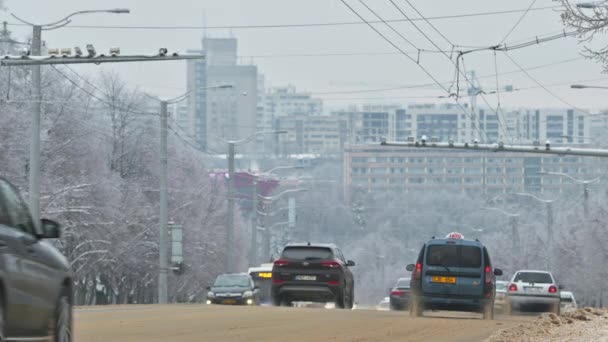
[271, 243, 355, 309]
[0, 178, 72, 341]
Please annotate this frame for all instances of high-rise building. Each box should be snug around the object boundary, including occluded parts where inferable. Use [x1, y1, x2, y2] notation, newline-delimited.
[274, 114, 348, 155]
[264, 85, 323, 126]
[187, 37, 258, 153]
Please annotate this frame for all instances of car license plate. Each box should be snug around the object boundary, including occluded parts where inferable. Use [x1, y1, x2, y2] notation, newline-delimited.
[295, 275, 317, 281]
[524, 287, 541, 293]
[431, 276, 456, 284]
[223, 299, 237, 304]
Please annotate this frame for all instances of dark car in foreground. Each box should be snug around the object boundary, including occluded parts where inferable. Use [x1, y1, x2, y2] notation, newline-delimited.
[407, 232, 502, 320]
[206, 273, 260, 305]
[271, 243, 355, 309]
[0, 178, 72, 341]
[389, 277, 411, 311]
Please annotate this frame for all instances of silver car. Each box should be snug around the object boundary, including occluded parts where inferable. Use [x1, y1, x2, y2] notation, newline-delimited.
[505, 270, 561, 315]
[560, 291, 578, 312]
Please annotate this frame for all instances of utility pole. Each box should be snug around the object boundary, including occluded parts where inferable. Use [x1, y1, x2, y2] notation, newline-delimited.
[29, 24, 42, 225]
[158, 100, 169, 304]
[227, 142, 235, 273]
[249, 178, 258, 267]
[287, 196, 296, 245]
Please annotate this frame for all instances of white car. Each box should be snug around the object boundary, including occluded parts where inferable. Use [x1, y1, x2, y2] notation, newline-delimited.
[505, 270, 561, 315]
[560, 291, 578, 312]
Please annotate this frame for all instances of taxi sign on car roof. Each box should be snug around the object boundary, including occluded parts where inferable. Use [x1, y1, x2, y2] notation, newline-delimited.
[446, 232, 464, 239]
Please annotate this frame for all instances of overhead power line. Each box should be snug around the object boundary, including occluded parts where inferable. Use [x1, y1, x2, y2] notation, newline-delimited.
[4, 5, 561, 31]
[340, 0, 485, 140]
[499, 0, 538, 45]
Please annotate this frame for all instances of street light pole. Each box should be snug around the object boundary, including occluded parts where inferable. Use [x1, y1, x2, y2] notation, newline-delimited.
[540, 172, 600, 217]
[159, 100, 169, 304]
[11, 9, 130, 226]
[513, 193, 555, 244]
[151, 85, 232, 304]
[223, 130, 286, 272]
[29, 24, 41, 226]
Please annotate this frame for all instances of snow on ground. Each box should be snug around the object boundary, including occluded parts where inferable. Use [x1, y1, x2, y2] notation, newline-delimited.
[487, 308, 608, 342]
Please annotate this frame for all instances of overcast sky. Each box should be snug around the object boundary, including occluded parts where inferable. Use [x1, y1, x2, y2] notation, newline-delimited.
[3, 0, 607, 111]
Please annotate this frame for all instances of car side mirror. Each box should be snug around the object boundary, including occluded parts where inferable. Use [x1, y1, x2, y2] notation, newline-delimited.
[559, 285, 564, 290]
[406, 264, 415, 272]
[206, 286, 211, 291]
[346, 260, 356, 267]
[494, 268, 503, 276]
[40, 219, 60, 239]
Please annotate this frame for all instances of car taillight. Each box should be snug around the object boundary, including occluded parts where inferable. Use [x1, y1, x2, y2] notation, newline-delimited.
[327, 280, 340, 286]
[391, 290, 406, 296]
[321, 261, 341, 269]
[549, 285, 557, 293]
[413, 262, 422, 280]
[509, 284, 518, 292]
[274, 259, 289, 267]
[484, 266, 492, 284]
[272, 279, 284, 284]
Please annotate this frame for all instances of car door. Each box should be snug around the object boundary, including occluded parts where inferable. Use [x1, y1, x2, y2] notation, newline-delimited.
[336, 249, 354, 296]
[0, 185, 32, 337]
[0, 181, 56, 334]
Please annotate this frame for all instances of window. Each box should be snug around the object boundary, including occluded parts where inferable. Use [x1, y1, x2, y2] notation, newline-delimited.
[282, 246, 333, 260]
[513, 272, 553, 284]
[0, 181, 35, 235]
[426, 245, 481, 268]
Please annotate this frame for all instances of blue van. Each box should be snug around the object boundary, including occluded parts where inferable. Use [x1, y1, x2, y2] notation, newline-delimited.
[406, 232, 503, 319]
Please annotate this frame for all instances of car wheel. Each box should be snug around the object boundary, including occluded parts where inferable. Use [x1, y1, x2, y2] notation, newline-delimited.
[346, 287, 354, 309]
[409, 297, 422, 317]
[53, 291, 72, 342]
[280, 298, 293, 307]
[271, 295, 281, 306]
[483, 303, 494, 320]
[334, 290, 346, 309]
[0, 294, 5, 342]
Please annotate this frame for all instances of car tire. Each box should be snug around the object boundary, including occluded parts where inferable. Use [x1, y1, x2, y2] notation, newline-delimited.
[335, 290, 346, 309]
[280, 298, 292, 307]
[483, 303, 494, 320]
[409, 297, 423, 317]
[271, 295, 281, 307]
[346, 287, 354, 309]
[0, 293, 5, 342]
[53, 290, 72, 342]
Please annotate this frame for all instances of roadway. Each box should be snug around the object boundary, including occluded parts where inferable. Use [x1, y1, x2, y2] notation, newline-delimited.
[74, 304, 532, 342]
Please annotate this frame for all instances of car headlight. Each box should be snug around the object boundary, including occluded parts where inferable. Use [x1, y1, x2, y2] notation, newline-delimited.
[243, 291, 253, 298]
[207, 291, 215, 298]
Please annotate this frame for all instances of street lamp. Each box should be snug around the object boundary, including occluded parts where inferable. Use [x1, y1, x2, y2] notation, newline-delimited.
[224, 130, 286, 273]
[540, 172, 600, 216]
[512, 192, 555, 244]
[11, 8, 130, 229]
[575, 2, 608, 9]
[148, 84, 232, 304]
[571, 84, 608, 90]
[258, 188, 308, 262]
[249, 165, 304, 267]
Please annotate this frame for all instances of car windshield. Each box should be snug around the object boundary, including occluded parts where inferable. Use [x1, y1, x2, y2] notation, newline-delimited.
[513, 272, 553, 284]
[214, 274, 250, 287]
[395, 278, 410, 288]
[282, 247, 333, 260]
[426, 245, 481, 268]
[496, 282, 508, 291]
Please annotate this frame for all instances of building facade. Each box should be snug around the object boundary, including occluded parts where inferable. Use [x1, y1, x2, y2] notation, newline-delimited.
[187, 37, 258, 153]
[343, 145, 605, 200]
[274, 115, 348, 155]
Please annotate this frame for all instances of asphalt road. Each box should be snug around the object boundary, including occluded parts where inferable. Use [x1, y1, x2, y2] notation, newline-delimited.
[75, 305, 532, 342]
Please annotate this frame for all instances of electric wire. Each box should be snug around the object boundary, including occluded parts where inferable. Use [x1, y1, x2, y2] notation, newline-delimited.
[4, 5, 561, 31]
[499, 0, 538, 45]
[402, 0, 455, 48]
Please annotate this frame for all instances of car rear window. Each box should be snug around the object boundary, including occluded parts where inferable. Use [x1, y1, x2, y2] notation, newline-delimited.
[561, 296, 573, 303]
[426, 245, 481, 268]
[496, 282, 508, 291]
[282, 247, 333, 260]
[513, 272, 553, 284]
